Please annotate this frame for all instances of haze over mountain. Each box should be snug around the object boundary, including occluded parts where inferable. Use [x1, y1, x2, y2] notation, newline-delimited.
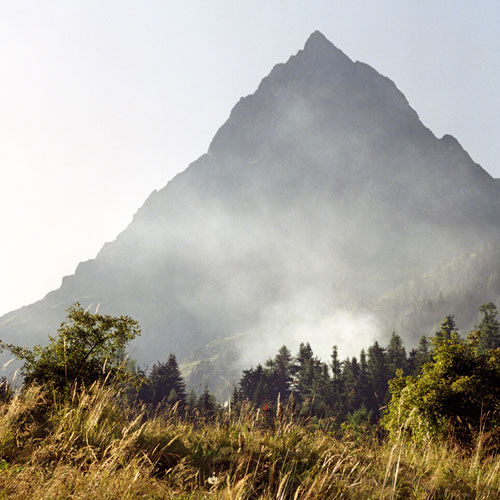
[2, 32, 500, 387]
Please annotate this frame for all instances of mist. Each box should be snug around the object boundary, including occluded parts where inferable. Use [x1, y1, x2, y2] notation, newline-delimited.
[1, 32, 500, 394]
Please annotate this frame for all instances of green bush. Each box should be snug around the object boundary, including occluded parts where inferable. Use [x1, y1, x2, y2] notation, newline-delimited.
[383, 328, 500, 448]
[0, 303, 141, 396]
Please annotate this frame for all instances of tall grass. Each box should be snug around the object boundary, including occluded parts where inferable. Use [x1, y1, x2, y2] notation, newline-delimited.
[0, 384, 499, 499]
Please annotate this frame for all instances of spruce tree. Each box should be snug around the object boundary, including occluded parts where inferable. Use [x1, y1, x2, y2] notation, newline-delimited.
[477, 302, 500, 353]
[386, 332, 407, 375]
[357, 349, 371, 408]
[435, 315, 459, 344]
[149, 353, 186, 406]
[293, 343, 316, 403]
[197, 385, 217, 414]
[329, 345, 344, 414]
[342, 357, 361, 414]
[239, 364, 268, 404]
[412, 335, 431, 374]
[366, 341, 389, 417]
[267, 345, 293, 401]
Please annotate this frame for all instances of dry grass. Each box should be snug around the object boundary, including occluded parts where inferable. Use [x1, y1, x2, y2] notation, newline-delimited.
[0, 385, 498, 499]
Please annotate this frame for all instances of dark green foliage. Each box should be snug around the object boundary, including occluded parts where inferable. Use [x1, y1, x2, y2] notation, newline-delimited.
[366, 341, 389, 418]
[264, 345, 293, 402]
[197, 385, 217, 414]
[342, 357, 362, 414]
[293, 343, 330, 416]
[237, 346, 295, 411]
[330, 345, 344, 416]
[239, 364, 266, 405]
[408, 335, 431, 375]
[147, 353, 186, 406]
[0, 303, 140, 395]
[434, 314, 459, 344]
[236, 335, 416, 422]
[386, 332, 407, 376]
[384, 327, 500, 447]
[477, 302, 500, 353]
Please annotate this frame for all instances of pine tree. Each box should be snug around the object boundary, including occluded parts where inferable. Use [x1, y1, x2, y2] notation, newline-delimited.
[239, 364, 268, 404]
[293, 343, 315, 402]
[149, 353, 186, 406]
[294, 343, 314, 373]
[435, 315, 459, 344]
[329, 345, 344, 414]
[357, 349, 371, 407]
[477, 302, 500, 353]
[342, 357, 361, 414]
[366, 341, 389, 417]
[231, 385, 240, 406]
[412, 335, 431, 374]
[267, 345, 293, 401]
[386, 332, 407, 375]
[197, 385, 217, 415]
[252, 364, 267, 405]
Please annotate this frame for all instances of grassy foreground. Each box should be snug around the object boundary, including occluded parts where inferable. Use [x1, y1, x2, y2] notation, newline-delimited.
[0, 385, 499, 499]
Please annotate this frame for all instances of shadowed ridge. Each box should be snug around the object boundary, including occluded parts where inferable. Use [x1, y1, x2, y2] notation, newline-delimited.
[1, 30, 500, 378]
[303, 30, 352, 62]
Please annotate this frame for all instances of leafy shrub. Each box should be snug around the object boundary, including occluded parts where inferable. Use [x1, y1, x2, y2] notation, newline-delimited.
[383, 328, 500, 448]
[0, 303, 141, 396]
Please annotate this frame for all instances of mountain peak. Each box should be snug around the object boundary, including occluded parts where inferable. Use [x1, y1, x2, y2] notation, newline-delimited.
[304, 30, 331, 49]
[302, 30, 351, 65]
[2, 29, 500, 384]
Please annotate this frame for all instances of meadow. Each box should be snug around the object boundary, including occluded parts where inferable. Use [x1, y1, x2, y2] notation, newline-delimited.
[0, 382, 499, 500]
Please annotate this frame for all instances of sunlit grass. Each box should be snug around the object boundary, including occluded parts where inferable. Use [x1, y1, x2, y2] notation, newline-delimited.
[0, 384, 499, 499]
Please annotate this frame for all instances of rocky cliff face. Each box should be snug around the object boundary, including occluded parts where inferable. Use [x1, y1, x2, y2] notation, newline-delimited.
[2, 31, 499, 371]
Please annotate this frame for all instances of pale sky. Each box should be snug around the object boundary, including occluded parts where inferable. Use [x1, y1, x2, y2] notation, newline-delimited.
[1, 1, 499, 316]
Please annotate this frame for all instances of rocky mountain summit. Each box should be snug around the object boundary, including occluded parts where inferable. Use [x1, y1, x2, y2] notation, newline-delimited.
[2, 32, 499, 383]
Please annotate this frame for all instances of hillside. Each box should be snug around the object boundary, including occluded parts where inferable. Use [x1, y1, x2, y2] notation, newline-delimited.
[1, 31, 499, 385]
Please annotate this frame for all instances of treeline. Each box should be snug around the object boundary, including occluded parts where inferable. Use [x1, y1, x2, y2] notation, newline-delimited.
[134, 302, 500, 425]
[133, 332, 427, 421]
[3, 300, 499, 428]
[234, 302, 499, 422]
[234, 334, 428, 422]
[134, 354, 217, 414]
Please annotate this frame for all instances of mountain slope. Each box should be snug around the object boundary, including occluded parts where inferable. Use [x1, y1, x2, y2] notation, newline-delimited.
[2, 31, 499, 374]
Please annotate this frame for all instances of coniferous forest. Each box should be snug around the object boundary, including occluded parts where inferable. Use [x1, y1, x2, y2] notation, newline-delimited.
[3, 20, 500, 499]
[1, 302, 500, 498]
[135, 303, 500, 428]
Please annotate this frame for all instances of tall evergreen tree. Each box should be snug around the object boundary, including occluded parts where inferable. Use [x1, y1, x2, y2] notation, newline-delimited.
[294, 343, 314, 372]
[329, 345, 344, 414]
[293, 343, 314, 403]
[411, 335, 431, 374]
[239, 364, 267, 404]
[386, 332, 407, 375]
[477, 302, 500, 353]
[149, 353, 186, 406]
[434, 315, 459, 344]
[265, 345, 293, 401]
[342, 357, 361, 414]
[357, 349, 371, 406]
[197, 385, 217, 415]
[366, 341, 389, 417]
